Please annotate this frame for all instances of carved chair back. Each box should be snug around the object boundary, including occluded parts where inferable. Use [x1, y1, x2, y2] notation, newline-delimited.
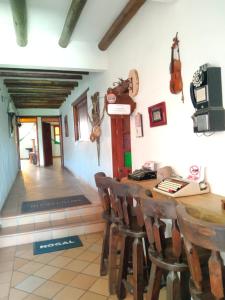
[94, 172, 112, 217]
[141, 196, 183, 262]
[176, 204, 225, 300]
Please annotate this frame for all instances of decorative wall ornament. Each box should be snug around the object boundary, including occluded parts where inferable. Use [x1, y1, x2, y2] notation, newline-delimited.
[64, 115, 69, 137]
[105, 69, 139, 117]
[87, 92, 105, 165]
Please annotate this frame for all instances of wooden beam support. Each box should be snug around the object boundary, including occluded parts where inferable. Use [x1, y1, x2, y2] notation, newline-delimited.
[12, 97, 65, 102]
[10, 0, 27, 47]
[16, 104, 61, 108]
[0, 70, 83, 80]
[12, 94, 68, 99]
[98, 0, 146, 51]
[59, 0, 87, 48]
[1, 68, 89, 75]
[4, 79, 78, 88]
[8, 88, 72, 94]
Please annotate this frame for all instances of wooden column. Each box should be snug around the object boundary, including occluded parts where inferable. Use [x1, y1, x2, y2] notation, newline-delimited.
[59, 0, 87, 48]
[98, 0, 146, 51]
[10, 0, 27, 47]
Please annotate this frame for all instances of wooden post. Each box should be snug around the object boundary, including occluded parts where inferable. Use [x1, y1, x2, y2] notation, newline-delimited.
[10, 0, 27, 47]
[98, 0, 146, 51]
[58, 0, 87, 48]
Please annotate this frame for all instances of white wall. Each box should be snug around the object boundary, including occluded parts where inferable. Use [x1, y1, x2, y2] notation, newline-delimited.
[61, 0, 225, 195]
[0, 80, 18, 210]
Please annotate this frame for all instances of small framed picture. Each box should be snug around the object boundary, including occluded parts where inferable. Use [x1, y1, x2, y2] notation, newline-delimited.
[135, 113, 143, 137]
[148, 101, 167, 127]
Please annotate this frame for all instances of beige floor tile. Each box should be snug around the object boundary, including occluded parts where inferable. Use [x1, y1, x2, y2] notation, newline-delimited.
[93, 256, 101, 264]
[53, 286, 85, 300]
[0, 271, 12, 284]
[33, 252, 58, 264]
[61, 246, 86, 258]
[88, 243, 102, 253]
[81, 263, 100, 277]
[24, 294, 48, 300]
[34, 265, 59, 279]
[33, 280, 64, 298]
[77, 250, 99, 262]
[48, 255, 72, 268]
[8, 287, 29, 300]
[0, 282, 10, 298]
[79, 291, 107, 300]
[18, 261, 44, 275]
[0, 260, 14, 273]
[13, 258, 30, 270]
[15, 275, 46, 293]
[16, 249, 35, 261]
[11, 271, 29, 287]
[69, 273, 97, 290]
[64, 259, 89, 272]
[50, 269, 77, 284]
[89, 278, 109, 296]
[0, 247, 16, 262]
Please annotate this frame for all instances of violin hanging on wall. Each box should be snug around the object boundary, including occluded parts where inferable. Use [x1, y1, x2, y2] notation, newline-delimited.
[170, 32, 184, 102]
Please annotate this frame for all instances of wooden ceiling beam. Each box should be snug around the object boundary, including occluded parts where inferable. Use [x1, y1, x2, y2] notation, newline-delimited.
[98, 0, 146, 51]
[12, 97, 65, 102]
[12, 94, 68, 99]
[16, 104, 61, 108]
[8, 88, 72, 94]
[10, 0, 27, 47]
[59, 0, 87, 48]
[0, 68, 89, 75]
[4, 79, 79, 88]
[0, 70, 83, 80]
[13, 99, 64, 103]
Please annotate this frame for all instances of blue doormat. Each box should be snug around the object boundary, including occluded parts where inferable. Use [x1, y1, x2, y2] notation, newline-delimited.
[33, 236, 83, 255]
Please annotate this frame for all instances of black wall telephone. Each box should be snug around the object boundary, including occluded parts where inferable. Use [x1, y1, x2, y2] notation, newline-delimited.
[190, 64, 225, 132]
[128, 169, 157, 181]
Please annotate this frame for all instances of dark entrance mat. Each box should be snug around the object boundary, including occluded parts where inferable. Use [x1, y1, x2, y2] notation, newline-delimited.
[21, 195, 91, 213]
[33, 236, 83, 255]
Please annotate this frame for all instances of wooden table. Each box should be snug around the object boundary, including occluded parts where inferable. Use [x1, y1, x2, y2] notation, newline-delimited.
[122, 178, 225, 224]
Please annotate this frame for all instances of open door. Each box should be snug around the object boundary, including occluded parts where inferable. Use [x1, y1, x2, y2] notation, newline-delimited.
[42, 122, 53, 166]
[111, 116, 132, 179]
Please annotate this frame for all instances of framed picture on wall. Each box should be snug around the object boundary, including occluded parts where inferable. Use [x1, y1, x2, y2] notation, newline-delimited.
[148, 101, 167, 127]
[64, 115, 69, 137]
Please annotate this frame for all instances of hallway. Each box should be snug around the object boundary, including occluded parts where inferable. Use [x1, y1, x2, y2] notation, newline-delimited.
[1, 159, 100, 217]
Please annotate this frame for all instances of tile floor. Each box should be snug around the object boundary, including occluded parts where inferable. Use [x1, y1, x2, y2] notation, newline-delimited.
[0, 232, 166, 300]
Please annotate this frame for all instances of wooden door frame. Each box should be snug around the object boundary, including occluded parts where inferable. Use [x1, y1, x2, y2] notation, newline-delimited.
[41, 116, 63, 166]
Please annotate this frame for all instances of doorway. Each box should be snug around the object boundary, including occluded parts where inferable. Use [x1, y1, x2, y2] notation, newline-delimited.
[41, 117, 63, 167]
[17, 117, 39, 167]
[111, 116, 132, 179]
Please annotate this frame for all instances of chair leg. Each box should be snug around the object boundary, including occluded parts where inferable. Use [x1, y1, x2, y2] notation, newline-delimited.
[133, 237, 144, 300]
[117, 235, 129, 299]
[108, 223, 120, 294]
[146, 263, 163, 300]
[166, 270, 181, 300]
[180, 271, 191, 300]
[100, 221, 111, 276]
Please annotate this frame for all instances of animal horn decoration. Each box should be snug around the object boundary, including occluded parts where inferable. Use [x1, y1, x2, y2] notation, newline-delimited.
[88, 92, 105, 166]
[169, 32, 184, 102]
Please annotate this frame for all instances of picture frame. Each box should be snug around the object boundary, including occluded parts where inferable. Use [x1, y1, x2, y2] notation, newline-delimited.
[148, 101, 167, 127]
[64, 115, 69, 137]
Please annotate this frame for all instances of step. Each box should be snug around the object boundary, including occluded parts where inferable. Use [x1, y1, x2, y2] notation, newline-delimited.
[1, 202, 103, 228]
[0, 212, 105, 248]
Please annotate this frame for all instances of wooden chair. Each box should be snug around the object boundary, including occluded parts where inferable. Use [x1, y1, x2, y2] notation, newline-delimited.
[141, 196, 191, 300]
[176, 204, 225, 300]
[94, 172, 115, 277]
[108, 180, 151, 300]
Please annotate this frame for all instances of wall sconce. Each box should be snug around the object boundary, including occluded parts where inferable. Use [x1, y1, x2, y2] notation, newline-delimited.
[7, 100, 16, 136]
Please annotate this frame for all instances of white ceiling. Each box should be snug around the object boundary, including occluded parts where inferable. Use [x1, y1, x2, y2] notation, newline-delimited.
[0, 0, 130, 45]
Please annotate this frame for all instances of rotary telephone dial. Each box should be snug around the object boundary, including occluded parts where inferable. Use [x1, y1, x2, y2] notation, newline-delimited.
[190, 64, 208, 109]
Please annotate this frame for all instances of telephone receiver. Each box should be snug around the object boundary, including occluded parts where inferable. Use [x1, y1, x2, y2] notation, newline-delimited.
[190, 83, 197, 108]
